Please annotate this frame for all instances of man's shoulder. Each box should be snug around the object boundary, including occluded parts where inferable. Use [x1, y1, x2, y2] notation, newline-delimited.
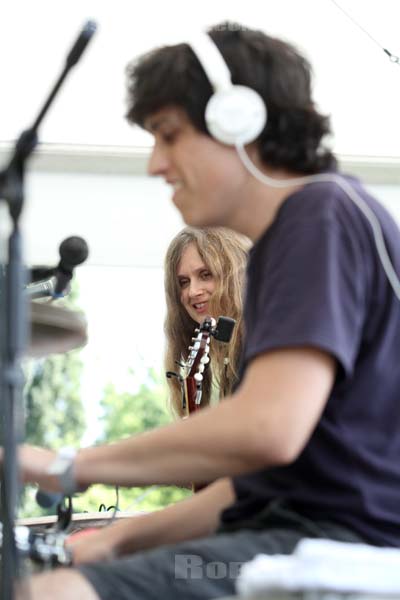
[251, 172, 376, 265]
[279, 173, 364, 224]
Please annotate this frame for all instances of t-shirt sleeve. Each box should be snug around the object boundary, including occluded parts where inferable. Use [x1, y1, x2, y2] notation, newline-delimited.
[245, 211, 367, 378]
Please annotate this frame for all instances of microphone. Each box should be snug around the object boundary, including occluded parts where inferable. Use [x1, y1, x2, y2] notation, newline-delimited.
[35, 489, 64, 509]
[53, 236, 89, 297]
[25, 236, 88, 299]
[66, 20, 97, 68]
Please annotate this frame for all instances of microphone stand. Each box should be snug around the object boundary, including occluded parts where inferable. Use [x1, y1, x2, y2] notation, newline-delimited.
[0, 21, 96, 599]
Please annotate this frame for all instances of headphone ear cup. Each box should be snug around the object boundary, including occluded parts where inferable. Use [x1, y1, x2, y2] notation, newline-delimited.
[205, 85, 267, 145]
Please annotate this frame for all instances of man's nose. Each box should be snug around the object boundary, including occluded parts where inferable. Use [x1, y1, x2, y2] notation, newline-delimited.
[147, 144, 169, 176]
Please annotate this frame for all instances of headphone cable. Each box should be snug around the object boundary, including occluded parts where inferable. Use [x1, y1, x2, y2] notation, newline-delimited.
[235, 142, 400, 302]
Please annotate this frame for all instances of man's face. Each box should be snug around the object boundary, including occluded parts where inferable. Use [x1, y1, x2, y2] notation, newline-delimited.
[145, 107, 249, 228]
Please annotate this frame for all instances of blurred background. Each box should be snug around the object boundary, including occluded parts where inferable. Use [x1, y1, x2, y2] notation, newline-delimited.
[1, 0, 399, 516]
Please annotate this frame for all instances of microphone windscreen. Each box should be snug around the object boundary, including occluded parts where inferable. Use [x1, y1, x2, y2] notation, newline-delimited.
[66, 21, 97, 68]
[36, 489, 63, 509]
[59, 236, 89, 269]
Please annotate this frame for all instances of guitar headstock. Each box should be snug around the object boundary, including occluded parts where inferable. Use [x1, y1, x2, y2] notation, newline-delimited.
[166, 315, 236, 417]
[182, 316, 216, 414]
[186, 317, 215, 376]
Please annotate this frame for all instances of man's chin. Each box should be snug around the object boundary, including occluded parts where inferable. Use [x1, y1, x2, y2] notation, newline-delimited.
[182, 212, 222, 229]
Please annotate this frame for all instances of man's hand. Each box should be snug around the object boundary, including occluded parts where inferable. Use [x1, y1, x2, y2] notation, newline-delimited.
[66, 528, 116, 565]
[67, 478, 234, 565]
[18, 445, 59, 491]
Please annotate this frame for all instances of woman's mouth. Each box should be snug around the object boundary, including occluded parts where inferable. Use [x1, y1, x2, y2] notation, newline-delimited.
[192, 301, 208, 314]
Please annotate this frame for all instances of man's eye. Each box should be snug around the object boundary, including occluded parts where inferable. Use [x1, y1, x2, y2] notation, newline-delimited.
[162, 132, 177, 144]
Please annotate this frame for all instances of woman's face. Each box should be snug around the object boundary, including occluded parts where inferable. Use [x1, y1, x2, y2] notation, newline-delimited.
[177, 243, 217, 324]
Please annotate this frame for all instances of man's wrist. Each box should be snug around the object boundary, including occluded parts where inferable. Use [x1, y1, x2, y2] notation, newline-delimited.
[46, 447, 85, 496]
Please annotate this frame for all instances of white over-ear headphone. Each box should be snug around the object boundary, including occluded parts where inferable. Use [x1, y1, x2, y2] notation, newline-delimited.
[188, 33, 267, 146]
[188, 33, 400, 302]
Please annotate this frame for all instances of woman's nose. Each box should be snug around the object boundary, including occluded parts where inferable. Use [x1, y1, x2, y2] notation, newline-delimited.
[189, 280, 204, 297]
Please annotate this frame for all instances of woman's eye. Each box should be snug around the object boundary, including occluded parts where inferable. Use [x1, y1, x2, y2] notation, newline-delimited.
[201, 271, 212, 280]
[178, 279, 189, 288]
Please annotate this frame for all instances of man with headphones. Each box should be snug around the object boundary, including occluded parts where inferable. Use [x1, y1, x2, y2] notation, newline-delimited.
[16, 22, 400, 600]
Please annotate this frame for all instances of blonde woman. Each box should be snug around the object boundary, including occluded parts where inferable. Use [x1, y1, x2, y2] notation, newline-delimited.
[164, 227, 251, 417]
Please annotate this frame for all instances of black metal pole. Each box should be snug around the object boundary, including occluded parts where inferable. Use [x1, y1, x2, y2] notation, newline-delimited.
[0, 219, 27, 600]
[0, 20, 96, 598]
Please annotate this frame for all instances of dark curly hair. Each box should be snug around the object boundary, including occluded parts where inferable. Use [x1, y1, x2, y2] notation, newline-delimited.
[126, 22, 336, 174]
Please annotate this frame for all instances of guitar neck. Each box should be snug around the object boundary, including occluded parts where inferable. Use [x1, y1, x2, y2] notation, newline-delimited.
[184, 377, 202, 416]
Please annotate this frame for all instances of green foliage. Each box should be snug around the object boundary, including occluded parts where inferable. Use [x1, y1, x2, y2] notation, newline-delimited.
[98, 368, 172, 441]
[23, 282, 86, 449]
[74, 368, 191, 514]
[72, 482, 191, 515]
[19, 283, 86, 517]
[24, 350, 85, 449]
[19, 281, 191, 519]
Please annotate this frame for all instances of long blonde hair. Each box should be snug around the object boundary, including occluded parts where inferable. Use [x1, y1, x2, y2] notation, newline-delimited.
[164, 227, 251, 417]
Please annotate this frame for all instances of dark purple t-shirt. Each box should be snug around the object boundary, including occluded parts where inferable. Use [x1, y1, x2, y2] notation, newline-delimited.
[221, 175, 400, 547]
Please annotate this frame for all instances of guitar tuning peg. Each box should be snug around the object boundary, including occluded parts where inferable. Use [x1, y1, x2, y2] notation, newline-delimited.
[200, 355, 210, 364]
[198, 364, 205, 374]
[194, 372, 203, 382]
[166, 371, 178, 379]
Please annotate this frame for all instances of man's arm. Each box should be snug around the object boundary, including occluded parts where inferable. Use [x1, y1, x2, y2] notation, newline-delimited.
[20, 347, 335, 491]
[70, 478, 234, 565]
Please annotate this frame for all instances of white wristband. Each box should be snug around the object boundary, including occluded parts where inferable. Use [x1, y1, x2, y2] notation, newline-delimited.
[46, 447, 79, 496]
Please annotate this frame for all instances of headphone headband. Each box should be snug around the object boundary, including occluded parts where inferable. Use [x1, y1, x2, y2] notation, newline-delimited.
[189, 35, 233, 93]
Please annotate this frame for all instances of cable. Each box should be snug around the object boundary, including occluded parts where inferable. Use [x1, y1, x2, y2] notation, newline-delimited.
[109, 485, 120, 524]
[96, 486, 121, 526]
[123, 485, 161, 511]
[96, 485, 161, 524]
[328, 0, 400, 65]
[235, 142, 400, 302]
